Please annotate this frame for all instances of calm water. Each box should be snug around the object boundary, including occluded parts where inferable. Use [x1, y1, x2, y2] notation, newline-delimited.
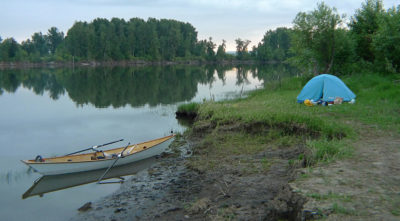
[0, 64, 294, 220]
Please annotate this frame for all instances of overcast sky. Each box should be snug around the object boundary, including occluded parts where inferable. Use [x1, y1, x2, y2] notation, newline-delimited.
[1, 0, 398, 51]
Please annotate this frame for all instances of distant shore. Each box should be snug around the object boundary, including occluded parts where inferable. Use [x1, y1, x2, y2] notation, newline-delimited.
[0, 59, 265, 70]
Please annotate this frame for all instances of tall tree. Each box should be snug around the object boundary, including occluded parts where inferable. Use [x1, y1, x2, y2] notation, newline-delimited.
[0, 38, 20, 61]
[290, 2, 343, 74]
[65, 21, 89, 59]
[194, 39, 207, 58]
[373, 6, 400, 72]
[179, 22, 197, 57]
[216, 39, 227, 60]
[235, 38, 251, 60]
[255, 27, 292, 61]
[46, 27, 64, 55]
[32, 32, 49, 56]
[21, 39, 35, 57]
[145, 18, 160, 60]
[349, 0, 384, 62]
[205, 37, 216, 61]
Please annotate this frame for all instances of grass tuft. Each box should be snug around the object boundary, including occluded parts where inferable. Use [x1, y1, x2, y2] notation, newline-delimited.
[332, 202, 357, 215]
[177, 102, 200, 114]
[306, 139, 353, 165]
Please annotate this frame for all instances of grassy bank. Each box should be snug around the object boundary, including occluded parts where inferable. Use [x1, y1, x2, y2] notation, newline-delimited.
[184, 71, 399, 171]
[176, 70, 399, 219]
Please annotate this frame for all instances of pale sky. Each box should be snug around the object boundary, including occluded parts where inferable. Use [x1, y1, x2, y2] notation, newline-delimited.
[0, 0, 398, 51]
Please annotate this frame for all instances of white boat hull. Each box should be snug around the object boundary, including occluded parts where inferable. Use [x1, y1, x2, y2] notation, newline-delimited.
[23, 157, 157, 199]
[23, 136, 173, 175]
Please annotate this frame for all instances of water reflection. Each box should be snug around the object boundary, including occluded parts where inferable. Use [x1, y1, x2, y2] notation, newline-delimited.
[0, 168, 35, 185]
[0, 64, 296, 108]
[22, 157, 156, 199]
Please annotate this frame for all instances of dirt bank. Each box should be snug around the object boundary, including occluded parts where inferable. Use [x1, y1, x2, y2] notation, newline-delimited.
[73, 123, 307, 220]
[72, 120, 400, 221]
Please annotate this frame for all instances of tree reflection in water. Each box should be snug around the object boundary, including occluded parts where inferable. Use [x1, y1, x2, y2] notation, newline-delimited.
[0, 64, 296, 108]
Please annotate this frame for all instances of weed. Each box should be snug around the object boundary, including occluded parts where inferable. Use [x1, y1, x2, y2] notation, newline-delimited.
[210, 207, 236, 220]
[177, 102, 200, 114]
[306, 139, 353, 164]
[299, 172, 310, 179]
[391, 209, 400, 216]
[307, 191, 353, 202]
[332, 202, 357, 215]
[187, 198, 211, 214]
[261, 158, 272, 171]
[389, 196, 400, 216]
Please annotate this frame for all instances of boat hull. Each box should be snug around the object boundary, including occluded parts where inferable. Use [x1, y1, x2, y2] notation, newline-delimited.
[23, 135, 174, 175]
[23, 157, 156, 199]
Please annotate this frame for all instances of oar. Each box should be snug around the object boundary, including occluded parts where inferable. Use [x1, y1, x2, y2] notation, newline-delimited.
[97, 142, 130, 184]
[65, 139, 124, 156]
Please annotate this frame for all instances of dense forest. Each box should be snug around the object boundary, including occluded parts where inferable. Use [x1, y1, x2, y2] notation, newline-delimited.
[0, 0, 399, 74]
[0, 18, 230, 62]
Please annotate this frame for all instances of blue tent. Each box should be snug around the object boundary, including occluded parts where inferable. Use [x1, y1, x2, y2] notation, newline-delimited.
[297, 74, 356, 103]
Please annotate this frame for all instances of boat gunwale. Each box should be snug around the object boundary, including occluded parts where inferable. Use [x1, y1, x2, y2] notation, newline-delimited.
[22, 134, 175, 165]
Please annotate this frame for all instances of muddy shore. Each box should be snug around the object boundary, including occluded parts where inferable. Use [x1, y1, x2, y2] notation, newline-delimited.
[73, 126, 308, 221]
[72, 123, 400, 221]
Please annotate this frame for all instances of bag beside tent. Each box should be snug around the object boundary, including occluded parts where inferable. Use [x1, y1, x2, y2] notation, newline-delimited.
[297, 74, 356, 103]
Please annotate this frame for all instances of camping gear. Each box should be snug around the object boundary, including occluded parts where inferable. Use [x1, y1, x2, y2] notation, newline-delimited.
[22, 134, 175, 175]
[334, 97, 343, 104]
[304, 99, 314, 106]
[297, 74, 356, 103]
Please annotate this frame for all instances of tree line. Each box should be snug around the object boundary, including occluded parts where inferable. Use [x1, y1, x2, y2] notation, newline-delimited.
[0, 18, 231, 62]
[252, 0, 400, 74]
[1, 0, 399, 74]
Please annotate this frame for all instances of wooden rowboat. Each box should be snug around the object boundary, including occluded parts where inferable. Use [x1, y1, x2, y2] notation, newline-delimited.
[22, 134, 175, 175]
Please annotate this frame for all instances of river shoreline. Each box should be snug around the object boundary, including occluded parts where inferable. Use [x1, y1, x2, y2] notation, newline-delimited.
[72, 117, 400, 221]
[0, 60, 265, 70]
[73, 124, 308, 220]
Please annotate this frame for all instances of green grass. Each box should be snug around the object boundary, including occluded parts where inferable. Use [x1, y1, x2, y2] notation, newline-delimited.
[307, 192, 353, 202]
[342, 73, 400, 132]
[186, 131, 281, 174]
[189, 71, 399, 167]
[177, 102, 199, 115]
[201, 72, 400, 132]
[332, 202, 357, 215]
[392, 209, 400, 216]
[198, 89, 353, 140]
[306, 139, 353, 165]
